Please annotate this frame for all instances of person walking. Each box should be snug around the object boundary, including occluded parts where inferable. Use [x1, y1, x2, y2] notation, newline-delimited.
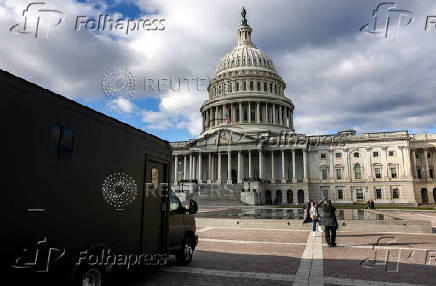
[322, 200, 338, 247]
[303, 199, 324, 236]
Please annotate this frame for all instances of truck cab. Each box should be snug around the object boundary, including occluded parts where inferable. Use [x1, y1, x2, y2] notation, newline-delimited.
[168, 192, 198, 265]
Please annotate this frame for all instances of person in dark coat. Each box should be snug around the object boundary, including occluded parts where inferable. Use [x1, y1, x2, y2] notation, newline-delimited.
[322, 200, 338, 247]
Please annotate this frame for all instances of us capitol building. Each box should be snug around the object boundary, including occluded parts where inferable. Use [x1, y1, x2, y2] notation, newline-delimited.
[171, 10, 436, 206]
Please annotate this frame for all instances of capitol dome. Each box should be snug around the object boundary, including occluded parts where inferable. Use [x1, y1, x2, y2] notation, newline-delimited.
[200, 8, 295, 136]
[215, 37, 277, 75]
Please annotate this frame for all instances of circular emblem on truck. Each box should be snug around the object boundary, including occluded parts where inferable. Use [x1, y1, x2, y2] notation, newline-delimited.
[102, 172, 137, 209]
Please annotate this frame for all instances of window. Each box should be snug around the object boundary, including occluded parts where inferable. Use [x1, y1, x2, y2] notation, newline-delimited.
[373, 151, 379, 157]
[337, 189, 343, 200]
[336, 168, 342, 180]
[60, 127, 75, 159]
[390, 167, 397, 179]
[322, 189, 329, 198]
[392, 188, 399, 199]
[243, 81, 246, 91]
[274, 84, 277, 94]
[417, 167, 422, 179]
[264, 82, 267, 92]
[270, 83, 273, 92]
[250, 81, 254, 91]
[428, 152, 431, 158]
[151, 168, 159, 190]
[321, 169, 328, 180]
[229, 82, 232, 92]
[236, 82, 239, 91]
[243, 108, 248, 121]
[48, 123, 75, 159]
[416, 153, 419, 159]
[250, 107, 255, 121]
[257, 81, 260, 91]
[354, 164, 362, 179]
[48, 124, 61, 157]
[354, 152, 360, 158]
[376, 188, 382, 199]
[389, 151, 395, 157]
[430, 169, 434, 179]
[320, 153, 327, 159]
[170, 194, 180, 211]
[335, 153, 342, 158]
[375, 167, 381, 179]
[356, 189, 364, 200]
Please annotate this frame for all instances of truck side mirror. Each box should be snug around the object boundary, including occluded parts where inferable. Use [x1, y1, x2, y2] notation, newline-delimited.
[189, 199, 198, 214]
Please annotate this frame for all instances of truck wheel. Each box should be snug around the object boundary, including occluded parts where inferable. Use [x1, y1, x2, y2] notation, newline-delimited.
[78, 267, 103, 286]
[176, 236, 194, 266]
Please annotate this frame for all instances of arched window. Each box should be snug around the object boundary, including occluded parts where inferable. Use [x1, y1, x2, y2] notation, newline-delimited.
[236, 82, 239, 91]
[354, 164, 362, 179]
[297, 190, 304, 204]
[265, 190, 272, 204]
[229, 82, 232, 93]
[257, 81, 261, 91]
[243, 81, 246, 91]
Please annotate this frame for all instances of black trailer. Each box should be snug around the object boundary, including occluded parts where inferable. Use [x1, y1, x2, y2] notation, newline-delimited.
[0, 70, 174, 284]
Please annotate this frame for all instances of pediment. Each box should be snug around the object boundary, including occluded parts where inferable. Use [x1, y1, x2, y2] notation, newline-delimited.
[189, 129, 260, 149]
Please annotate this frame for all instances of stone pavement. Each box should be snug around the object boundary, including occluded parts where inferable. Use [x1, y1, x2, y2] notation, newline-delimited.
[122, 226, 436, 286]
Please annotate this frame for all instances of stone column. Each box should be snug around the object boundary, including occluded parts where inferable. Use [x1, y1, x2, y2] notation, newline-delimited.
[248, 150, 252, 179]
[279, 105, 283, 126]
[411, 149, 417, 178]
[381, 146, 388, 180]
[248, 102, 251, 123]
[303, 149, 308, 182]
[281, 150, 286, 183]
[192, 155, 196, 180]
[366, 146, 373, 181]
[214, 106, 218, 126]
[239, 102, 242, 123]
[256, 102, 260, 123]
[329, 149, 335, 181]
[174, 155, 178, 183]
[198, 153, 202, 183]
[208, 153, 212, 183]
[271, 150, 275, 183]
[265, 103, 268, 123]
[183, 155, 187, 180]
[231, 103, 235, 124]
[403, 147, 412, 178]
[227, 151, 232, 184]
[237, 150, 242, 183]
[292, 149, 297, 183]
[259, 150, 263, 179]
[424, 149, 431, 180]
[217, 152, 222, 184]
[272, 104, 276, 124]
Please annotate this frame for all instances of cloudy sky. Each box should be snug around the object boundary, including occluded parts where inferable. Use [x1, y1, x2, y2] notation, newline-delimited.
[1, 0, 436, 141]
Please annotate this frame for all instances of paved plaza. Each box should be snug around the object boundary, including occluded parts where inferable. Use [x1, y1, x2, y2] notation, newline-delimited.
[118, 208, 436, 286]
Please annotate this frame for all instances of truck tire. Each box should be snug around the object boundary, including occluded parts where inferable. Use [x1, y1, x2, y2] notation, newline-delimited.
[75, 266, 105, 286]
[176, 236, 194, 266]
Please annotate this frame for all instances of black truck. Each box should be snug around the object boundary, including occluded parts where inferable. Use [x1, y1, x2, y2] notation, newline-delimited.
[0, 70, 198, 285]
